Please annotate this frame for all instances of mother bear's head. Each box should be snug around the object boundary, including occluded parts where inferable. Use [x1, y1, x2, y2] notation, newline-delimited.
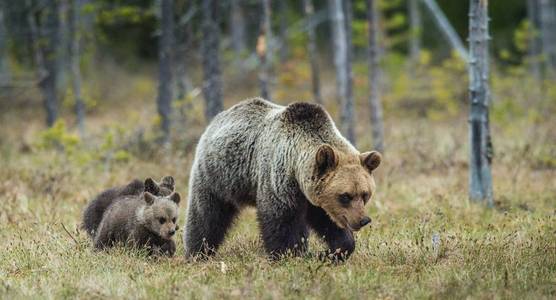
[305, 144, 382, 231]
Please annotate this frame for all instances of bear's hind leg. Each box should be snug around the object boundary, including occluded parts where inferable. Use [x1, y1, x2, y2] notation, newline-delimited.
[184, 191, 239, 258]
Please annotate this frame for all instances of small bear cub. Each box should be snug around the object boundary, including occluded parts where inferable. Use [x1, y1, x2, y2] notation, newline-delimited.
[93, 190, 181, 256]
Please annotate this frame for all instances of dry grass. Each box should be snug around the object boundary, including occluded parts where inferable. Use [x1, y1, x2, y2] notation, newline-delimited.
[0, 67, 555, 299]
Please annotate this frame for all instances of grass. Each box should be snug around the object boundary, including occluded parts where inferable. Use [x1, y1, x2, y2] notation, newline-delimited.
[0, 68, 555, 299]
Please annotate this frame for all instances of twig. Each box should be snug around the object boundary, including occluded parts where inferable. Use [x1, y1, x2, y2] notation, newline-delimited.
[61, 222, 79, 246]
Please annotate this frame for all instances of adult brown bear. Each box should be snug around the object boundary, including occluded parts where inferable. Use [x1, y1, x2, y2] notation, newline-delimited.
[184, 98, 381, 260]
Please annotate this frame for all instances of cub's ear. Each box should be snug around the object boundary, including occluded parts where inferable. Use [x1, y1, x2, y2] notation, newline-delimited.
[143, 192, 156, 205]
[144, 178, 160, 195]
[169, 192, 181, 204]
[360, 151, 382, 172]
[315, 144, 338, 177]
[161, 176, 175, 190]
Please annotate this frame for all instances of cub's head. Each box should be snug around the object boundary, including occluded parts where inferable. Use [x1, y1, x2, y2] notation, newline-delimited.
[144, 176, 175, 196]
[308, 145, 381, 231]
[141, 191, 180, 240]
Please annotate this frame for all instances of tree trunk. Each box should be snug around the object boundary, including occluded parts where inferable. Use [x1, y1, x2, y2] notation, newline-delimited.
[157, 0, 174, 144]
[201, 0, 223, 121]
[422, 0, 469, 62]
[539, 0, 556, 75]
[468, 0, 493, 206]
[174, 3, 193, 102]
[342, 0, 355, 144]
[69, 0, 85, 138]
[258, 0, 272, 100]
[408, 0, 421, 66]
[328, 0, 353, 143]
[0, 7, 10, 85]
[303, 0, 322, 104]
[230, 0, 246, 64]
[366, 0, 384, 153]
[35, 0, 60, 127]
[57, 0, 69, 93]
[278, 0, 288, 62]
[527, 0, 542, 81]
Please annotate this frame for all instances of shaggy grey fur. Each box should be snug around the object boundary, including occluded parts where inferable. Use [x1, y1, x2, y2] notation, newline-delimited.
[184, 98, 377, 260]
[93, 192, 180, 256]
[82, 176, 175, 238]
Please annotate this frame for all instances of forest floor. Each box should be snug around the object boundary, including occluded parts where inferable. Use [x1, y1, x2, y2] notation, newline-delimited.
[0, 68, 555, 299]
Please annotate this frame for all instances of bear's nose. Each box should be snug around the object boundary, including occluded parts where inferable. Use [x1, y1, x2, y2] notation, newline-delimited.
[359, 217, 371, 227]
[169, 230, 176, 236]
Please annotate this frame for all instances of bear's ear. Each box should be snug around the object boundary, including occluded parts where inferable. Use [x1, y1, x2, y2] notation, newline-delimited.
[143, 192, 156, 205]
[315, 144, 338, 177]
[144, 178, 160, 195]
[169, 192, 181, 204]
[360, 151, 382, 172]
[161, 176, 175, 190]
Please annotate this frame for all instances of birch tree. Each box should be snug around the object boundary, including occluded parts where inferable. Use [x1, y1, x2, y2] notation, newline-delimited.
[257, 0, 272, 100]
[278, 0, 288, 62]
[157, 0, 174, 143]
[328, 0, 354, 143]
[468, 0, 493, 206]
[201, 0, 223, 120]
[366, 0, 384, 152]
[69, 0, 85, 137]
[175, 4, 193, 102]
[408, 0, 421, 66]
[303, 0, 322, 104]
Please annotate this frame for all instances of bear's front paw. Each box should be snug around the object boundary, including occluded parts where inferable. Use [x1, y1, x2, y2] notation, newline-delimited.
[160, 240, 176, 256]
[318, 248, 352, 263]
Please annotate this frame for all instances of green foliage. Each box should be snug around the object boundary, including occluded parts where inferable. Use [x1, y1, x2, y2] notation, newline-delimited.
[36, 120, 80, 152]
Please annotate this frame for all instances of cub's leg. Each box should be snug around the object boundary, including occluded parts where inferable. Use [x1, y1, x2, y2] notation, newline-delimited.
[257, 193, 309, 259]
[306, 203, 355, 261]
[184, 189, 239, 258]
[93, 220, 114, 250]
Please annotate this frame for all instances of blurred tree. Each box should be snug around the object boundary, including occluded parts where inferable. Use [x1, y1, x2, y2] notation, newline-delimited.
[258, 0, 272, 100]
[539, 0, 556, 75]
[157, 0, 173, 144]
[422, 0, 469, 62]
[174, 0, 193, 101]
[277, 0, 288, 62]
[201, 0, 223, 120]
[69, 0, 85, 138]
[343, 0, 355, 144]
[468, 0, 493, 206]
[0, 5, 10, 86]
[57, 0, 69, 93]
[230, 0, 246, 66]
[29, 0, 61, 127]
[328, 0, 354, 143]
[408, 0, 421, 67]
[366, 0, 384, 153]
[527, 0, 541, 80]
[303, 0, 322, 104]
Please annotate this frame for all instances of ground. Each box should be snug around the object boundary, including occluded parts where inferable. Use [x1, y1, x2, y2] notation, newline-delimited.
[0, 65, 555, 299]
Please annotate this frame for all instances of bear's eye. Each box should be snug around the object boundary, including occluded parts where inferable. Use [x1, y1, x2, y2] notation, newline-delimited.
[338, 193, 352, 206]
[172, 217, 176, 223]
[362, 192, 370, 203]
[158, 217, 166, 224]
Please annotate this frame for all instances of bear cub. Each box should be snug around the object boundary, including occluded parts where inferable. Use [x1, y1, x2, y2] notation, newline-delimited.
[82, 176, 175, 238]
[82, 176, 180, 255]
[93, 191, 181, 256]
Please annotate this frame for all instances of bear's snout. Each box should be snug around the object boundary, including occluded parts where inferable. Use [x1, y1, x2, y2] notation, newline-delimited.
[359, 216, 371, 227]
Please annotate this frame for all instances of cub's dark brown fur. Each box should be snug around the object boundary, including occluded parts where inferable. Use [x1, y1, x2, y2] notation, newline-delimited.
[93, 191, 181, 256]
[82, 176, 174, 238]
